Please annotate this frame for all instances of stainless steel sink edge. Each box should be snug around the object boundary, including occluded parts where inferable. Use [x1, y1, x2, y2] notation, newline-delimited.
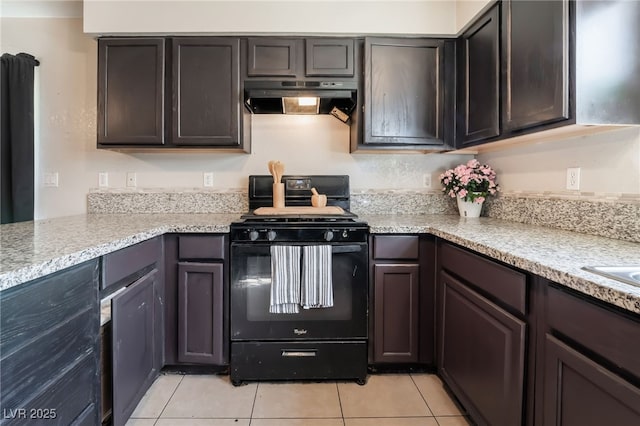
[582, 266, 640, 288]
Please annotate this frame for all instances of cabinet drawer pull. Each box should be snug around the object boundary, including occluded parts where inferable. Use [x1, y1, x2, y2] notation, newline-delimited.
[281, 350, 317, 358]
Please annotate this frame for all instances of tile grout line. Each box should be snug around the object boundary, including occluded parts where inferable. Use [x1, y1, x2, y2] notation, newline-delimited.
[248, 381, 260, 424]
[409, 373, 437, 418]
[155, 373, 185, 423]
[335, 381, 346, 426]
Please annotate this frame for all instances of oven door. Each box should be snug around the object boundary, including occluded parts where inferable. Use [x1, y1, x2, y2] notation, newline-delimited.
[230, 242, 368, 341]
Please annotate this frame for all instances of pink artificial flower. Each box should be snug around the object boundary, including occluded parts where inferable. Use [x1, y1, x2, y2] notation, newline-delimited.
[475, 196, 485, 204]
[458, 189, 468, 198]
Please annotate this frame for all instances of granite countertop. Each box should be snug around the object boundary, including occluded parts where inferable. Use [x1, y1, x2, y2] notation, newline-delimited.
[362, 214, 640, 314]
[0, 213, 241, 290]
[1, 213, 639, 315]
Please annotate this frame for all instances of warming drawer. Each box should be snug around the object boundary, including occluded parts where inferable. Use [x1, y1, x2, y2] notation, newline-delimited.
[230, 341, 367, 384]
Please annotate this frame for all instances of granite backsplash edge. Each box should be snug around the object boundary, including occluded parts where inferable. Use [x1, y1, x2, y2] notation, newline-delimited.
[87, 189, 639, 243]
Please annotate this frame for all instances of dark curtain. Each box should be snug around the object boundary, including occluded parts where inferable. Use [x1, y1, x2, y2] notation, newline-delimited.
[1, 53, 39, 224]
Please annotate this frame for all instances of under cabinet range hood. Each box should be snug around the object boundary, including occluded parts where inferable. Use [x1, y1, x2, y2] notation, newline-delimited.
[244, 80, 358, 122]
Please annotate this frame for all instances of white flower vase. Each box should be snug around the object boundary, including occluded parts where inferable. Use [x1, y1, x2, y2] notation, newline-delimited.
[457, 197, 483, 218]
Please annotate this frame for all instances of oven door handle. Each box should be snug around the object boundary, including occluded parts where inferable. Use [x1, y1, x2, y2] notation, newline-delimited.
[331, 245, 364, 254]
[281, 350, 318, 358]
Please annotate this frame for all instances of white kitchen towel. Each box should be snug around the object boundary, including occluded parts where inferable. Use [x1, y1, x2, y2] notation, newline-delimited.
[270, 245, 301, 314]
[301, 245, 333, 309]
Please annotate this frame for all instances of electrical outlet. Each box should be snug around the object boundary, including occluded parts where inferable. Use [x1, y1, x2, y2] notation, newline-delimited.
[98, 172, 109, 188]
[423, 174, 432, 189]
[203, 172, 214, 187]
[566, 167, 581, 190]
[43, 172, 59, 187]
[126, 172, 137, 187]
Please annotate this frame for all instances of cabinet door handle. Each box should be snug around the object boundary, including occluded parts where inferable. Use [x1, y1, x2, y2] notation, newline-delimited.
[281, 350, 317, 357]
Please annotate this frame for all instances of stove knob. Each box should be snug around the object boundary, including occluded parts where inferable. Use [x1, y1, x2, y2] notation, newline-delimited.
[342, 230, 349, 238]
[324, 230, 334, 241]
[267, 230, 277, 241]
[249, 230, 259, 241]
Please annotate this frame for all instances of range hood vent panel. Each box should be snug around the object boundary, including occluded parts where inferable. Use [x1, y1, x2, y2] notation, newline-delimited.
[244, 80, 357, 118]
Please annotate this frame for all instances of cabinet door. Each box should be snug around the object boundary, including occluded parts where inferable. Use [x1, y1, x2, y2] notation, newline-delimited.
[364, 38, 445, 146]
[305, 38, 354, 76]
[98, 38, 165, 145]
[172, 38, 240, 146]
[502, 0, 570, 132]
[458, 5, 500, 146]
[247, 38, 298, 77]
[543, 335, 640, 426]
[177, 262, 225, 365]
[373, 264, 420, 363]
[438, 271, 525, 426]
[112, 269, 163, 426]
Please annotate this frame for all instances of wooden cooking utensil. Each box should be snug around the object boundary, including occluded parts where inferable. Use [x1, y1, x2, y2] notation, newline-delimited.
[310, 187, 327, 207]
[268, 160, 276, 182]
[274, 161, 284, 183]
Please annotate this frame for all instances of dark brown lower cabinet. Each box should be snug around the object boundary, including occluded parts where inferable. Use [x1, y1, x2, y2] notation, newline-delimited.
[165, 234, 229, 366]
[543, 334, 640, 426]
[373, 263, 420, 363]
[538, 283, 640, 426]
[111, 268, 163, 426]
[438, 271, 526, 426]
[177, 262, 225, 364]
[0, 260, 100, 425]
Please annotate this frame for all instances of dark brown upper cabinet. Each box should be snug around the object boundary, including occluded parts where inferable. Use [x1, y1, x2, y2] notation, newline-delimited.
[457, 4, 500, 146]
[363, 37, 452, 149]
[247, 38, 297, 77]
[172, 38, 240, 147]
[502, 0, 570, 133]
[98, 38, 165, 145]
[305, 39, 354, 77]
[98, 37, 247, 151]
[454, 0, 640, 151]
[246, 37, 357, 80]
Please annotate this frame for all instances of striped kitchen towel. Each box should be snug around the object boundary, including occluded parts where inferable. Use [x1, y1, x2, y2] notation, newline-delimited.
[301, 245, 333, 309]
[270, 245, 301, 314]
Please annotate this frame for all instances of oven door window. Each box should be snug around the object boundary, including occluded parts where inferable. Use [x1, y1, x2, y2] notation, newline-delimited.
[230, 243, 368, 340]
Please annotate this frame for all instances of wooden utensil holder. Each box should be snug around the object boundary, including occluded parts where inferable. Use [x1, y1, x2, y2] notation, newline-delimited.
[272, 183, 285, 208]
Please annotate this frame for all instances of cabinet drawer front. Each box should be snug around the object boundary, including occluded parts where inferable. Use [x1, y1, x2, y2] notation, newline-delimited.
[439, 241, 527, 315]
[178, 235, 226, 260]
[102, 237, 161, 290]
[373, 235, 419, 260]
[0, 259, 98, 354]
[547, 285, 640, 379]
[0, 308, 96, 410]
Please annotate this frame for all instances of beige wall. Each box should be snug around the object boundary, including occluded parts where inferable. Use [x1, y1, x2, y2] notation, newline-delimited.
[2, 7, 638, 220]
[478, 127, 640, 195]
[83, 0, 457, 36]
[455, 0, 492, 32]
[0, 17, 471, 219]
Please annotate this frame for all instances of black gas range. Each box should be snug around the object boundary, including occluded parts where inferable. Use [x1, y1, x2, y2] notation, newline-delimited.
[229, 175, 369, 385]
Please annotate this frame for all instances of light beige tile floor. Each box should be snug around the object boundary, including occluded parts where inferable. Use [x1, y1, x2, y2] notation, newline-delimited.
[126, 373, 471, 426]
